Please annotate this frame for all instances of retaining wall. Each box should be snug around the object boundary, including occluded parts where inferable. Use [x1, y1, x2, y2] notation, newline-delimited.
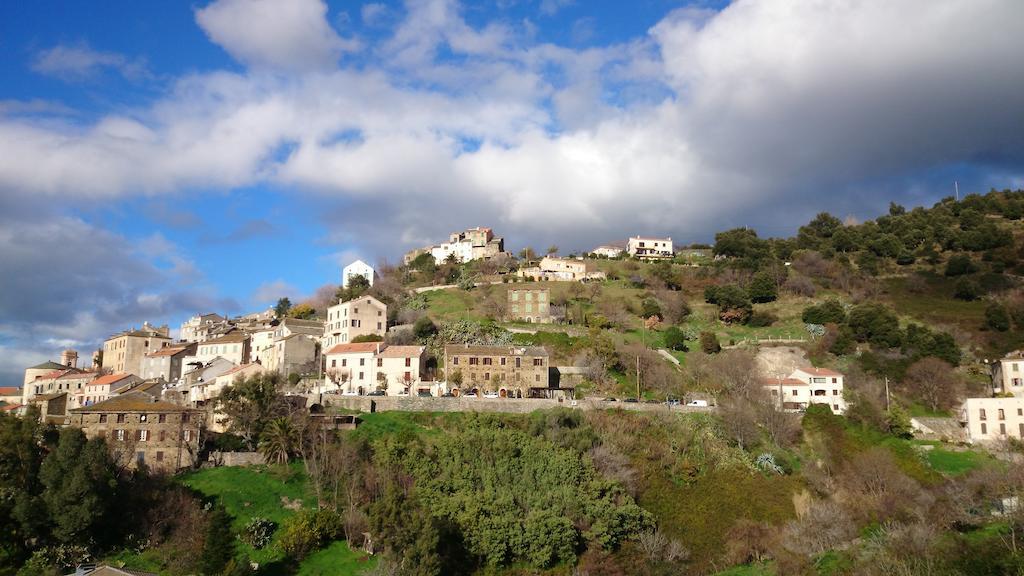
[315, 394, 714, 415]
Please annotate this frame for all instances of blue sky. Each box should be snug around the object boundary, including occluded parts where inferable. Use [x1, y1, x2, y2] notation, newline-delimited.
[1, 0, 1023, 385]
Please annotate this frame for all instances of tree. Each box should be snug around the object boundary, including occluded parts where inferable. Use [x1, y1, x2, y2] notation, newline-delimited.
[39, 427, 117, 546]
[700, 332, 721, 354]
[748, 271, 778, 303]
[712, 285, 752, 324]
[546, 245, 559, 256]
[259, 417, 298, 465]
[351, 334, 384, 343]
[640, 298, 662, 320]
[802, 299, 846, 325]
[713, 228, 770, 261]
[953, 277, 980, 301]
[663, 327, 688, 351]
[986, 302, 1011, 331]
[335, 274, 371, 304]
[847, 303, 902, 348]
[413, 316, 437, 340]
[274, 297, 293, 319]
[201, 505, 236, 575]
[519, 247, 537, 262]
[945, 254, 977, 276]
[901, 358, 964, 413]
[216, 373, 289, 450]
[288, 303, 315, 320]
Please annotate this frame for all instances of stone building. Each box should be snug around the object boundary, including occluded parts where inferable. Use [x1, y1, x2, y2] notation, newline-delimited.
[140, 343, 197, 382]
[69, 392, 203, 472]
[322, 295, 387, 349]
[443, 345, 549, 398]
[403, 226, 506, 264]
[102, 323, 173, 376]
[507, 288, 551, 323]
[192, 332, 251, 366]
[179, 313, 228, 343]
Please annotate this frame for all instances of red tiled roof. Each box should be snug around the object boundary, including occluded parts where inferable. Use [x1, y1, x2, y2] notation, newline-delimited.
[0, 386, 21, 396]
[797, 367, 843, 377]
[1, 404, 21, 412]
[220, 363, 262, 377]
[91, 373, 134, 387]
[146, 345, 193, 357]
[376, 345, 425, 358]
[325, 342, 382, 355]
[763, 377, 808, 387]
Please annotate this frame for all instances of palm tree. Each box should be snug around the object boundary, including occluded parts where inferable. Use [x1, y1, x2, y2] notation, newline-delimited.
[259, 417, 297, 465]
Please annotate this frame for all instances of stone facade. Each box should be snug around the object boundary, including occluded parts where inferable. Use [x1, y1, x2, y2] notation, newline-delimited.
[404, 226, 505, 264]
[140, 343, 196, 382]
[507, 288, 551, 323]
[444, 345, 549, 397]
[69, 393, 204, 472]
[102, 323, 173, 376]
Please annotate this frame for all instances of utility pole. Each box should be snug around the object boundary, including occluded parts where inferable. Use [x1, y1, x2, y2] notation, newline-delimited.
[955, 181, 960, 202]
[636, 355, 641, 400]
[884, 376, 891, 411]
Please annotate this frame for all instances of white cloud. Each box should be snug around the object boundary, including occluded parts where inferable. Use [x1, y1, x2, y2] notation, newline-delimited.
[195, 0, 360, 71]
[251, 280, 300, 306]
[361, 2, 390, 26]
[31, 43, 149, 81]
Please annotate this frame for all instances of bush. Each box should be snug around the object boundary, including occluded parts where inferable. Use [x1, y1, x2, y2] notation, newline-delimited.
[945, 254, 977, 276]
[278, 509, 344, 560]
[641, 298, 662, 320]
[748, 271, 778, 303]
[663, 326, 688, 351]
[847, 303, 902, 348]
[985, 302, 1011, 331]
[953, 277, 980, 301]
[240, 517, 276, 550]
[351, 334, 384, 343]
[700, 332, 721, 354]
[413, 316, 437, 339]
[801, 299, 846, 325]
[747, 310, 777, 327]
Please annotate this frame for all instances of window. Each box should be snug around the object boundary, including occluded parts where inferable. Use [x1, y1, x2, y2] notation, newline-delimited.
[360, 358, 365, 366]
[1020, 423, 1024, 438]
[833, 404, 839, 411]
[182, 413, 190, 423]
[159, 430, 166, 442]
[500, 357, 506, 366]
[183, 430, 192, 442]
[359, 371, 364, 380]
[331, 359, 337, 368]
[159, 413, 167, 424]
[831, 378, 837, 383]
[156, 451, 164, 462]
[485, 372, 490, 380]
[483, 358, 492, 366]
[377, 358, 383, 367]
[981, 423, 988, 434]
[792, 389, 798, 396]
[535, 374, 540, 382]
[1019, 409, 1023, 417]
[980, 409, 987, 420]
[515, 357, 521, 368]
[1001, 423, 1007, 435]
[99, 414, 107, 423]
[137, 452, 145, 465]
[833, 390, 839, 395]
[377, 322, 382, 330]
[533, 358, 543, 366]
[116, 413, 126, 423]
[453, 357, 459, 365]
[138, 430, 149, 442]
[469, 357, 479, 365]
[342, 359, 347, 367]
[354, 307, 359, 314]
[115, 429, 126, 441]
[405, 357, 411, 367]
[1000, 409, 1006, 420]
[404, 371, 411, 381]
[140, 414, 147, 422]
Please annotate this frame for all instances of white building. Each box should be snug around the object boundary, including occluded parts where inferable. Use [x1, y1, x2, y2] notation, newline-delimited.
[626, 236, 674, 259]
[518, 256, 606, 282]
[960, 397, 1024, 444]
[343, 260, 376, 288]
[323, 343, 430, 396]
[992, 351, 1024, 397]
[190, 332, 251, 366]
[763, 367, 847, 414]
[249, 328, 276, 364]
[179, 313, 227, 343]
[322, 295, 387, 349]
[75, 373, 141, 408]
[591, 245, 623, 258]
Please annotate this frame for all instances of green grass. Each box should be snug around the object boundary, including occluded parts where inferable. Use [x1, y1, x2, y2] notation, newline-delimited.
[102, 549, 165, 574]
[423, 288, 481, 321]
[351, 410, 448, 441]
[295, 541, 375, 576]
[922, 445, 996, 476]
[179, 463, 315, 565]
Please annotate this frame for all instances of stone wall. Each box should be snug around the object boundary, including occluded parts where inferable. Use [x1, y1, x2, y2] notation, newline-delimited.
[315, 394, 715, 416]
[210, 451, 264, 466]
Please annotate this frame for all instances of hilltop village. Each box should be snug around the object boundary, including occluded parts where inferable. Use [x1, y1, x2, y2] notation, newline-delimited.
[6, 190, 1024, 575]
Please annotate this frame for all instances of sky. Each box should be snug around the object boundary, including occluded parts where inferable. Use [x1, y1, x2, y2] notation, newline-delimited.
[1, 0, 1023, 386]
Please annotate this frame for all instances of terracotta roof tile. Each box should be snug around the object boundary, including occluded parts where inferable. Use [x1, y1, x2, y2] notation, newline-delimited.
[376, 346, 425, 358]
[325, 342, 383, 355]
[91, 373, 135, 387]
[71, 392, 196, 413]
[0, 386, 22, 396]
[798, 367, 843, 377]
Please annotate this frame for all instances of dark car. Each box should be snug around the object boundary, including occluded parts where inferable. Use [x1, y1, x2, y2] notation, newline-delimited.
[624, 398, 639, 403]
[367, 390, 386, 396]
[603, 397, 617, 402]
[441, 392, 455, 397]
[417, 390, 432, 397]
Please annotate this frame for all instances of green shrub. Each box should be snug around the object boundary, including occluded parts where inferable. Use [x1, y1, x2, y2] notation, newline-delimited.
[747, 310, 777, 327]
[278, 509, 344, 560]
[953, 277, 980, 301]
[945, 254, 977, 276]
[985, 302, 1011, 331]
[663, 326, 689, 351]
[240, 517, 276, 550]
[700, 332, 721, 354]
[801, 299, 846, 325]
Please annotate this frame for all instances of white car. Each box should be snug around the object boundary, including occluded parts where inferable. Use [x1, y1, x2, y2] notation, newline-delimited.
[686, 400, 709, 407]
[464, 392, 478, 398]
[341, 390, 359, 396]
[483, 392, 500, 399]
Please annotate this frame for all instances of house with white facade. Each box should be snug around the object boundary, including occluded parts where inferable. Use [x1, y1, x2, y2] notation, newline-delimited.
[75, 373, 141, 408]
[763, 367, 847, 414]
[179, 313, 228, 343]
[626, 236, 674, 259]
[957, 351, 1024, 444]
[140, 343, 196, 382]
[591, 245, 624, 258]
[322, 295, 387, 349]
[517, 256, 606, 282]
[343, 260, 376, 288]
[323, 343, 430, 396]
[189, 332, 251, 366]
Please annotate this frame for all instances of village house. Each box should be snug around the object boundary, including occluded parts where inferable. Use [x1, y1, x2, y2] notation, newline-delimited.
[343, 259, 376, 288]
[275, 317, 326, 339]
[0, 386, 20, 407]
[403, 226, 506, 264]
[190, 332, 251, 366]
[248, 327, 277, 364]
[140, 343, 196, 382]
[762, 367, 847, 414]
[323, 343, 431, 396]
[518, 256, 606, 282]
[960, 397, 1024, 444]
[507, 287, 552, 323]
[590, 245, 624, 258]
[69, 392, 203, 472]
[322, 295, 387, 349]
[102, 323, 173, 376]
[30, 392, 69, 425]
[179, 313, 228, 343]
[444, 345, 549, 398]
[992, 350, 1024, 397]
[264, 334, 319, 376]
[626, 236, 674, 259]
[23, 367, 94, 405]
[76, 373, 141, 408]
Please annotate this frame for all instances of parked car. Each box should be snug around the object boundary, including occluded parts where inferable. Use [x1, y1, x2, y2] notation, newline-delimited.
[483, 392, 500, 399]
[441, 392, 455, 397]
[464, 392, 478, 398]
[665, 398, 681, 406]
[417, 390, 433, 397]
[624, 398, 639, 403]
[341, 390, 359, 396]
[603, 397, 617, 402]
[367, 390, 386, 396]
[686, 399, 708, 407]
